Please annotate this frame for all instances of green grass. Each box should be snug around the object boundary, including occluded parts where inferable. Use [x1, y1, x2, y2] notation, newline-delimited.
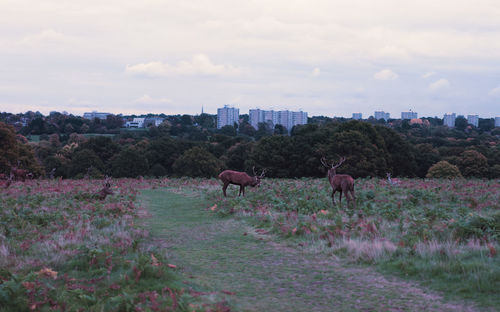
[203, 178, 500, 310]
[140, 189, 478, 311]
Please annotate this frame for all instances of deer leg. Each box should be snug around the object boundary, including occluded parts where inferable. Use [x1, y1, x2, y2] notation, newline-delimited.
[331, 189, 336, 206]
[238, 185, 243, 196]
[242, 186, 245, 196]
[339, 191, 342, 206]
[222, 182, 229, 197]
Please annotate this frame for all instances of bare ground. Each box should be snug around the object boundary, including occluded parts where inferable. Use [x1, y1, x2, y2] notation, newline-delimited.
[141, 190, 485, 312]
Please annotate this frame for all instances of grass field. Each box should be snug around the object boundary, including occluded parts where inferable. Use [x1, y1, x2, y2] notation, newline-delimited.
[1, 177, 498, 311]
[204, 177, 500, 308]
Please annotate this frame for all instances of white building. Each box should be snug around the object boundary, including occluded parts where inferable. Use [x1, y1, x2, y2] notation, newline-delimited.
[467, 115, 479, 127]
[401, 111, 418, 119]
[249, 109, 307, 132]
[217, 105, 240, 129]
[352, 113, 362, 120]
[443, 113, 456, 127]
[374, 111, 390, 121]
[126, 118, 145, 128]
[495, 117, 500, 127]
[83, 112, 111, 120]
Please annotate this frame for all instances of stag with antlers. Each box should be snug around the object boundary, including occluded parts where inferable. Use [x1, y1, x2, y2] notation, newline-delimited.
[218, 167, 266, 197]
[321, 156, 357, 211]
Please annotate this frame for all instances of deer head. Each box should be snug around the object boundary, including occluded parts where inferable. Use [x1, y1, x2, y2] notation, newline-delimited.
[321, 156, 346, 175]
[252, 166, 266, 187]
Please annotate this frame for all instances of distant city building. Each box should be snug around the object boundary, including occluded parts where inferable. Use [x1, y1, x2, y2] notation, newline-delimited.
[443, 113, 456, 127]
[249, 109, 307, 132]
[352, 113, 362, 120]
[467, 115, 479, 127]
[145, 117, 164, 127]
[374, 111, 390, 121]
[401, 111, 418, 119]
[83, 112, 111, 120]
[495, 117, 500, 127]
[217, 105, 240, 129]
[125, 118, 145, 128]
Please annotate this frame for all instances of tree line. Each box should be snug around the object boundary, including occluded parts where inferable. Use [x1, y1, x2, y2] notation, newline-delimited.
[1, 116, 499, 179]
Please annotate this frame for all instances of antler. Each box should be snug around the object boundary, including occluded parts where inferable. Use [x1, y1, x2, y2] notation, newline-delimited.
[332, 156, 346, 169]
[259, 169, 266, 178]
[252, 166, 257, 176]
[320, 157, 331, 168]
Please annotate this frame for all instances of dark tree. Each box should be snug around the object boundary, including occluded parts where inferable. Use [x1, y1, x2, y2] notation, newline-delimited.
[110, 147, 150, 178]
[172, 146, 222, 177]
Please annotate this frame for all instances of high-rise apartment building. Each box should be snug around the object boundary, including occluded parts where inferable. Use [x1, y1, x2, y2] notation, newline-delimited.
[443, 113, 456, 127]
[467, 115, 479, 127]
[217, 105, 239, 129]
[495, 117, 500, 127]
[374, 111, 390, 121]
[352, 113, 362, 120]
[401, 111, 418, 119]
[249, 109, 307, 132]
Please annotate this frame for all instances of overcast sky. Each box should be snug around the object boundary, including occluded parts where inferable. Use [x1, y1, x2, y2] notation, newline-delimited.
[1, 0, 500, 118]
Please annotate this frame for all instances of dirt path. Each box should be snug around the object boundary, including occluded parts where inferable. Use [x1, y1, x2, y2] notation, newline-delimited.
[141, 190, 481, 312]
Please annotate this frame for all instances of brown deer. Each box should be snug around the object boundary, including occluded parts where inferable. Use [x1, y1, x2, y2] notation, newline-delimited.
[10, 166, 29, 182]
[96, 177, 114, 200]
[321, 156, 356, 210]
[218, 167, 266, 197]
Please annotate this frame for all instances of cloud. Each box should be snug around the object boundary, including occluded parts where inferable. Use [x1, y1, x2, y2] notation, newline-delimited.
[134, 95, 172, 104]
[19, 29, 78, 47]
[421, 72, 436, 79]
[125, 54, 241, 77]
[488, 85, 500, 96]
[311, 68, 321, 77]
[374, 69, 398, 80]
[429, 78, 451, 91]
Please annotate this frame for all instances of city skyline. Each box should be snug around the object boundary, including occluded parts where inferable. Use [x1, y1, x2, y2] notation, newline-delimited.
[1, 1, 500, 118]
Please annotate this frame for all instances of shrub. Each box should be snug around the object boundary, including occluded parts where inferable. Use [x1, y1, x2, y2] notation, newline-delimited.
[426, 161, 462, 179]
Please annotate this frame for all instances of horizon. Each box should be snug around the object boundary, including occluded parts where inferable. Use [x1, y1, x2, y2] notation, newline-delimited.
[1, 1, 500, 118]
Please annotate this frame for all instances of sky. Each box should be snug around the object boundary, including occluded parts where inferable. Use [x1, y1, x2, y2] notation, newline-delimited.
[1, 0, 500, 118]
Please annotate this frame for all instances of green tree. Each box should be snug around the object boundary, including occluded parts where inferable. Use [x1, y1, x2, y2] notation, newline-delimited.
[375, 125, 417, 177]
[110, 147, 150, 178]
[458, 150, 489, 178]
[455, 116, 468, 131]
[218, 125, 237, 136]
[69, 149, 105, 177]
[426, 161, 462, 179]
[0, 122, 18, 174]
[221, 142, 253, 171]
[172, 146, 223, 177]
[248, 136, 293, 178]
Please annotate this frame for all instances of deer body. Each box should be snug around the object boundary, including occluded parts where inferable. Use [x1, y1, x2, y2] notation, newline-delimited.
[386, 173, 400, 186]
[10, 167, 29, 181]
[97, 179, 114, 200]
[218, 168, 265, 197]
[322, 157, 356, 209]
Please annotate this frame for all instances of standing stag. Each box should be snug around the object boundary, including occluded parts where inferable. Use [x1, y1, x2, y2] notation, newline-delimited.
[218, 167, 266, 197]
[321, 156, 357, 210]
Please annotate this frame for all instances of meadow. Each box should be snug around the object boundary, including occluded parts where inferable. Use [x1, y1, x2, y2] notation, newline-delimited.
[205, 177, 500, 307]
[1, 177, 499, 310]
[0, 178, 229, 311]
